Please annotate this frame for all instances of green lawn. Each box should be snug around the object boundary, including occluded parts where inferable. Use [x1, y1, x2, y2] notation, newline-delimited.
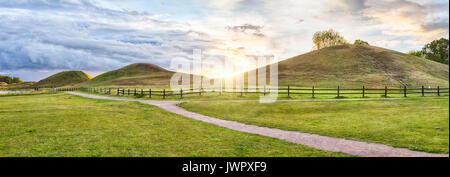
[181, 98, 449, 154]
[0, 94, 350, 157]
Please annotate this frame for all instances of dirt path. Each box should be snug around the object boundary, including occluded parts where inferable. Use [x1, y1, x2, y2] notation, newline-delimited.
[67, 92, 448, 157]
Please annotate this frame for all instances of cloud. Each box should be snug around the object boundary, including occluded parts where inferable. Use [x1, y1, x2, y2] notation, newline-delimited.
[361, 0, 448, 40]
[226, 24, 265, 37]
[0, 0, 215, 80]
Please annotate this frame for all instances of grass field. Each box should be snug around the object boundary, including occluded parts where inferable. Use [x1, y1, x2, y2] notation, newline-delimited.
[0, 93, 351, 157]
[181, 97, 449, 153]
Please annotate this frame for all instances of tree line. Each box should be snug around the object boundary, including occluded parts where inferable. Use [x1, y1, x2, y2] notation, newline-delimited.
[0, 75, 23, 84]
[408, 38, 449, 65]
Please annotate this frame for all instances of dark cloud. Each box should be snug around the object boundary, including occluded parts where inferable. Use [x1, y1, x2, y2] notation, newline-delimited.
[0, 0, 214, 80]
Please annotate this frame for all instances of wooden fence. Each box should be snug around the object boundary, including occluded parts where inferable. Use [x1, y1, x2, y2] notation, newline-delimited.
[65, 86, 449, 99]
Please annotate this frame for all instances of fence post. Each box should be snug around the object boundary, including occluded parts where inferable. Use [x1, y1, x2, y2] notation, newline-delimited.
[287, 85, 290, 97]
[128, 89, 130, 95]
[141, 89, 143, 95]
[134, 88, 137, 96]
[421, 85, 424, 97]
[117, 88, 119, 96]
[437, 86, 440, 96]
[149, 88, 152, 98]
[384, 86, 387, 97]
[264, 86, 266, 96]
[180, 88, 183, 99]
[109, 88, 111, 95]
[163, 89, 166, 99]
[312, 86, 315, 98]
[362, 86, 365, 97]
[404, 86, 407, 97]
[337, 86, 340, 97]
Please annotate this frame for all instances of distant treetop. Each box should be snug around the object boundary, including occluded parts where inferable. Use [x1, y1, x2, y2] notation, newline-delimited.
[0, 75, 23, 84]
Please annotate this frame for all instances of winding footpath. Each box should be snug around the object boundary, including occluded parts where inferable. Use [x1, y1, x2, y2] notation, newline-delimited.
[68, 92, 448, 157]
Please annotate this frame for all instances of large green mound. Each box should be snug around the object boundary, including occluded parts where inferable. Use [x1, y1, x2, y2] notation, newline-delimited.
[33, 71, 91, 88]
[76, 63, 174, 88]
[273, 44, 449, 87]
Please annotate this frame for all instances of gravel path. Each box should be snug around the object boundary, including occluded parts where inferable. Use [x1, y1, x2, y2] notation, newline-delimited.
[68, 92, 448, 157]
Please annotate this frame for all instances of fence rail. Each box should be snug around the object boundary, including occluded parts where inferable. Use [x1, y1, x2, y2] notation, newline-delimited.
[48, 86, 450, 99]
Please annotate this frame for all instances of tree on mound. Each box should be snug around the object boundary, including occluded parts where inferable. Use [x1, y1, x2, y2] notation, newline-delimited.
[354, 39, 369, 46]
[312, 29, 348, 50]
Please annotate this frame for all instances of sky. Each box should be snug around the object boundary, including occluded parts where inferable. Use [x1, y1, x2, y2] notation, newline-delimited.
[0, 0, 448, 81]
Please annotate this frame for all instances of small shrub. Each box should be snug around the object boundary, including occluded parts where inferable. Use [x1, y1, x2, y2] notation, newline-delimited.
[135, 93, 145, 98]
[354, 39, 369, 46]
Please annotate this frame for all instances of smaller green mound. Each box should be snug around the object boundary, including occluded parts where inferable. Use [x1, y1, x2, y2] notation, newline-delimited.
[76, 63, 174, 88]
[33, 71, 91, 88]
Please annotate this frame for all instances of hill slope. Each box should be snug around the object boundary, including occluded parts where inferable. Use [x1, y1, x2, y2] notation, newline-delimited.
[33, 71, 91, 87]
[268, 44, 449, 87]
[76, 63, 174, 88]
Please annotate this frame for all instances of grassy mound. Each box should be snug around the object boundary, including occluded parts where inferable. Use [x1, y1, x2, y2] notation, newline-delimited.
[33, 71, 91, 88]
[76, 63, 174, 88]
[273, 45, 449, 87]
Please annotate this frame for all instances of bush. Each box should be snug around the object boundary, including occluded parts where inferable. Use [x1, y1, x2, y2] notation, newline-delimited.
[135, 93, 145, 98]
[407, 50, 423, 57]
[354, 39, 369, 46]
[12, 77, 23, 83]
[0, 75, 13, 84]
